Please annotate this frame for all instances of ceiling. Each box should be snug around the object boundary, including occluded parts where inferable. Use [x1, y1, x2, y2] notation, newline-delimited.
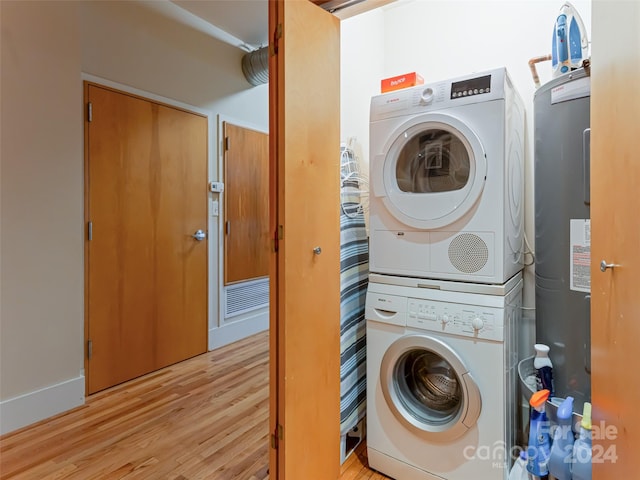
[143, 0, 397, 52]
[170, 0, 269, 50]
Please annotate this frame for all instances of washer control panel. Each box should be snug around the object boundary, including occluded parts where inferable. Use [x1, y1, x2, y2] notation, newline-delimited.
[407, 298, 504, 341]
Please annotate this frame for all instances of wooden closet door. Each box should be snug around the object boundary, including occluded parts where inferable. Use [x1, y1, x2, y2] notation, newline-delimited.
[223, 122, 269, 284]
[85, 83, 208, 394]
[590, 1, 640, 477]
[269, 1, 341, 478]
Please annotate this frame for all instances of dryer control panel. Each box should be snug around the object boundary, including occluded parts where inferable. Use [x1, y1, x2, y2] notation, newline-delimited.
[370, 67, 510, 122]
[407, 298, 504, 342]
[450, 74, 492, 99]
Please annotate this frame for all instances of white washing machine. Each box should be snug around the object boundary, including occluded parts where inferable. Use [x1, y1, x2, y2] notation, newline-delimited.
[366, 273, 522, 480]
[369, 67, 525, 284]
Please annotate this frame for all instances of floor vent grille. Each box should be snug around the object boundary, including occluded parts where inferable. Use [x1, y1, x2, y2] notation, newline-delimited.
[225, 278, 269, 318]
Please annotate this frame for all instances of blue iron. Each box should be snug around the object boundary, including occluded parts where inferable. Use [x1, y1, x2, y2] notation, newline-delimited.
[551, 2, 589, 77]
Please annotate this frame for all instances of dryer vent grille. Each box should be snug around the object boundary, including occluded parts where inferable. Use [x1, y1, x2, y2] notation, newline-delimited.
[448, 234, 489, 273]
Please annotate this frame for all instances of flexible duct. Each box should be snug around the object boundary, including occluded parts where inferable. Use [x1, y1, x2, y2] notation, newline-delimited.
[242, 46, 269, 86]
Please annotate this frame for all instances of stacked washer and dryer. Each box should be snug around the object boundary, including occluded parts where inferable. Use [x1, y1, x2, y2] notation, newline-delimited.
[366, 68, 525, 480]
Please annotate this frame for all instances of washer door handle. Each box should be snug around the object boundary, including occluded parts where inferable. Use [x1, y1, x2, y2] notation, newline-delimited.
[460, 371, 482, 428]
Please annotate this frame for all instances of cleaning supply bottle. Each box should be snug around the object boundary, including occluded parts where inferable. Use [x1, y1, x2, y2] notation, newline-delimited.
[527, 389, 552, 478]
[534, 343, 554, 396]
[508, 451, 529, 480]
[572, 402, 592, 480]
[548, 396, 575, 480]
[552, 1, 590, 77]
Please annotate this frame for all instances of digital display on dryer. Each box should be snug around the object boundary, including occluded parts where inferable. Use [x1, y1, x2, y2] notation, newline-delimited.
[450, 75, 491, 99]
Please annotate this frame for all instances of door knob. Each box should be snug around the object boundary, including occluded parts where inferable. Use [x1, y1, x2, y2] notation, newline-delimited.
[600, 260, 617, 272]
[192, 229, 207, 241]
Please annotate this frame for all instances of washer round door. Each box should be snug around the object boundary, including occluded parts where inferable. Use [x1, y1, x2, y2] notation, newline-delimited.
[380, 334, 482, 440]
[372, 113, 487, 229]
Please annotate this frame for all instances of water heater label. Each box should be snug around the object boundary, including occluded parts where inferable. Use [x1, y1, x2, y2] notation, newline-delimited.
[570, 219, 591, 292]
[551, 76, 590, 104]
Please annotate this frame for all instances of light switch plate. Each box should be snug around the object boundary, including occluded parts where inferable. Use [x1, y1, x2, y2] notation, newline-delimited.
[210, 181, 224, 193]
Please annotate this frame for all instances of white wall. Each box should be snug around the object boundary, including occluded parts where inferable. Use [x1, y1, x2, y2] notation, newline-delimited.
[341, 0, 591, 357]
[79, 1, 269, 126]
[0, 0, 268, 434]
[341, 9, 386, 173]
[0, 1, 85, 433]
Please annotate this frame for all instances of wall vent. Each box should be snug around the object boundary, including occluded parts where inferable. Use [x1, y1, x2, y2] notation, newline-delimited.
[225, 278, 269, 318]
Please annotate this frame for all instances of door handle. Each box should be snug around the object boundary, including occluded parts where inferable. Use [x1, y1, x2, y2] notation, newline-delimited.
[192, 229, 207, 241]
[600, 260, 618, 272]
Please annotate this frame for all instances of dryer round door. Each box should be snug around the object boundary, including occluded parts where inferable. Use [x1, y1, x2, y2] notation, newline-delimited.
[380, 334, 481, 440]
[372, 113, 487, 229]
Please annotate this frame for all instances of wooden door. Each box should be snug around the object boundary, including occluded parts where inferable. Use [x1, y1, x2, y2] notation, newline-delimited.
[85, 83, 208, 394]
[223, 122, 270, 284]
[590, 1, 640, 477]
[269, 1, 341, 478]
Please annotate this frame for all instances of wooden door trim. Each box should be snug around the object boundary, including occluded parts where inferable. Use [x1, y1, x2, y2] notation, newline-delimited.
[83, 79, 211, 395]
[268, 1, 281, 474]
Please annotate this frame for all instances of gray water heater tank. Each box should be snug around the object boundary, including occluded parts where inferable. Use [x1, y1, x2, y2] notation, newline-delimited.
[534, 67, 591, 412]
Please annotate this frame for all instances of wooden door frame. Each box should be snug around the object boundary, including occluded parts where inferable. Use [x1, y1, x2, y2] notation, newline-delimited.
[82, 74, 215, 394]
[268, 5, 281, 475]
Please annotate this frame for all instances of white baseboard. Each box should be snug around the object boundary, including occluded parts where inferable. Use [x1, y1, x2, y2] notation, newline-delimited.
[209, 309, 269, 350]
[0, 375, 85, 435]
[0, 313, 269, 435]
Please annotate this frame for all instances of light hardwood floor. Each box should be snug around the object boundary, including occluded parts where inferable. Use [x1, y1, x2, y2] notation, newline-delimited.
[0, 331, 386, 480]
[338, 442, 390, 480]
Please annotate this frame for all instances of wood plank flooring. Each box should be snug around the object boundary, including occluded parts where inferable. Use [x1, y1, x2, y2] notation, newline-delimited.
[0, 331, 386, 480]
[339, 442, 390, 480]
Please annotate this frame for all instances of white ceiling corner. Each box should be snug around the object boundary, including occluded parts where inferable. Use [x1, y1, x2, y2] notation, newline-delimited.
[169, 0, 269, 50]
[146, 0, 397, 52]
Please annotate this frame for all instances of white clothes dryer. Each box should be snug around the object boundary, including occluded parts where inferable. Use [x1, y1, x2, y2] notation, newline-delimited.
[366, 273, 522, 480]
[369, 67, 525, 284]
